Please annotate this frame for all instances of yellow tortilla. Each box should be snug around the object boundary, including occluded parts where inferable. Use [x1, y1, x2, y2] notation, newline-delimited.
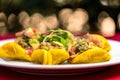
[31, 49, 70, 65]
[90, 34, 111, 51]
[0, 47, 9, 58]
[71, 47, 111, 64]
[1, 42, 31, 61]
[49, 49, 70, 65]
[31, 49, 49, 64]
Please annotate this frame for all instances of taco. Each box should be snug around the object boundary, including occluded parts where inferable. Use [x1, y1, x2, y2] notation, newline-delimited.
[71, 47, 111, 64]
[1, 42, 31, 61]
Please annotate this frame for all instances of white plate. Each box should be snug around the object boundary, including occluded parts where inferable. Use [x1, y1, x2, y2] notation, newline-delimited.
[0, 39, 120, 75]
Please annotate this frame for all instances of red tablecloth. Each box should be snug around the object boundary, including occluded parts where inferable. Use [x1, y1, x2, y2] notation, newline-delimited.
[0, 33, 120, 80]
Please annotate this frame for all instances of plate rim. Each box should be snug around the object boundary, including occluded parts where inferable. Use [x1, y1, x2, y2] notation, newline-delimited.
[0, 39, 120, 70]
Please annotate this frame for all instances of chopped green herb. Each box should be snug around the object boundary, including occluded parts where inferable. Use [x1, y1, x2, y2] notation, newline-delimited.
[39, 34, 45, 42]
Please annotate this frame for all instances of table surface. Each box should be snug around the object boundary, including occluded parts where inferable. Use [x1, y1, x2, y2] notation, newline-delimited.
[0, 33, 120, 80]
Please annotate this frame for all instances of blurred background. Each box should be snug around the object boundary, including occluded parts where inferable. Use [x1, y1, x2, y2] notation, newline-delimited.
[0, 0, 120, 37]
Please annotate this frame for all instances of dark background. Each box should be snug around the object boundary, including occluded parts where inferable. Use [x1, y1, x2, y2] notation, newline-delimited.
[0, 0, 120, 32]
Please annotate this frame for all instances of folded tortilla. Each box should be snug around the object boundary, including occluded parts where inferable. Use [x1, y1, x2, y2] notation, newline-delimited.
[71, 47, 111, 64]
